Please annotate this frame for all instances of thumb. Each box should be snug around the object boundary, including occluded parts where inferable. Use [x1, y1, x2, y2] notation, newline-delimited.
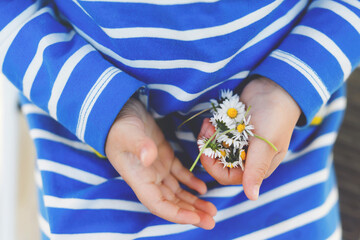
[242, 137, 276, 200]
[107, 116, 158, 167]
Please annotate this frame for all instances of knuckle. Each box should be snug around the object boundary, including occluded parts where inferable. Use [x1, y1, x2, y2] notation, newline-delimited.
[264, 169, 273, 179]
[254, 164, 269, 182]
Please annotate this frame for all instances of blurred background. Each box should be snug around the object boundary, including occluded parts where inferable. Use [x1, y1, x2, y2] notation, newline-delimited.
[0, 70, 359, 240]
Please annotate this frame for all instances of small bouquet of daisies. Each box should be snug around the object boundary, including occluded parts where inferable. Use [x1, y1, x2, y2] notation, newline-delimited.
[180, 89, 277, 172]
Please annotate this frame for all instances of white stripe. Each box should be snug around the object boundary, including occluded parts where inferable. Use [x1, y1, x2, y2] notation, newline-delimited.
[178, 102, 212, 115]
[0, 0, 41, 44]
[237, 0, 307, 54]
[23, 31, 77, 99]
[102, 0, 283, 41]
[294, 96, 346, 130]
[52, 232, 133, 240]
[147, 70, 249, 102]
[340, 0, 360, 10]
[21, 104, 47, 115]
[79, 0, 219, 4]
[228, 70, 251, 80]
[30, 129, 93, 152]
[35, 168, 43, 189]
[48, 44, 95, 119]
[283, 132, 337, 163]
[213, 160, 331, 223]
[50, 161, 332, 240]
[38, 215, 51, 238]
[44, 195, 150, 213]
[37, 159, 107, 185]
[324, 97, 346, 118]
[327, 224, 342, 240]
[168, 141, 183, 153]
[292, 26, 352, 80]
[201, 186, 243, 198]
[175, 131, 196, 142]
[270, 50, 330, 102]
[175, 70, 250, 114]
[310, 0, 360, 35]
[76, 66, 116, 139]
[73, 0, 306, 72]
[76, 67, 120, 141]
[234, 187, 338, 240]
[0, 7, 53, 73]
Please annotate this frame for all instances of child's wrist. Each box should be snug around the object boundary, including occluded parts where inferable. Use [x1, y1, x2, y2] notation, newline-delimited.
[243, 76, 301, 121]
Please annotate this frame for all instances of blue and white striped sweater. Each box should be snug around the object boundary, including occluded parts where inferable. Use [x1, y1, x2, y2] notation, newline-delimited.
[23, 92, 344, 238]
[1, 0, 359, 154]
[1, 0, 358, 238]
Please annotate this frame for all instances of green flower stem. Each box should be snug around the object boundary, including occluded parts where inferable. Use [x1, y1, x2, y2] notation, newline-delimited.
[254, 134, 278, 152]
[211, 102, 217, 113]
[190, 129, 220, 172]
[217, 128, 235, 137]
[177, 107, 212, 130]
[244, 105, 251, 118]
[239, 105, 251, 125]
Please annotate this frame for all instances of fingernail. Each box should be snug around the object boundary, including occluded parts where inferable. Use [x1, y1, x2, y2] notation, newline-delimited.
[252, 184, 260, 200]
[140, 149, 147, 164]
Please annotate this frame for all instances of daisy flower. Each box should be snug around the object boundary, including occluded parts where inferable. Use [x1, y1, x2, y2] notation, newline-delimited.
[197, 137, 222, 159]
[217, 97, 245, 127]
[210, 113, 230, 131]
[187, 89, 277, 172]
[232, 115, 254, 141]
[210, 89, 240, 114]
[217, 133, 246, 149]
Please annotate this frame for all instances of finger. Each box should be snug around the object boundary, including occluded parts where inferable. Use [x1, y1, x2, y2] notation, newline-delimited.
[242, 136, 277, 200]
[162, 175, 217, 217]
[174, 190, 216, 229]
[158, 183, 216, 229]
[114, 116, 158, 167]
[200, 154, 244, 185]
[136, 183, 201, 225]
[194, 210, 216, 230]
[171, 158, 207, 195]
[158, 184, 196, 211]
[198, 118, 215, 139]
[176, 189, 217, 217]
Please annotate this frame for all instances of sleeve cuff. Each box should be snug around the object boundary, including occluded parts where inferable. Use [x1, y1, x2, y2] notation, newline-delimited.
[79, 71, 146, 155]
[251, 50, 326, 126]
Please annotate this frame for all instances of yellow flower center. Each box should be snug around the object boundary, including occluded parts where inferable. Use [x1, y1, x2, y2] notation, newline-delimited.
[237, 123, 245, 133]
[227, 163, 233, 168]
[227, 108, 238, 118]
[222, 142, 230, 148]
[220, 150, 226, 157]
[240, 150, 246, 160]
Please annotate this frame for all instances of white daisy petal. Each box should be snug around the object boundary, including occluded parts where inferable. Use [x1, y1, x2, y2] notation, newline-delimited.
[220, 89, 234, 100]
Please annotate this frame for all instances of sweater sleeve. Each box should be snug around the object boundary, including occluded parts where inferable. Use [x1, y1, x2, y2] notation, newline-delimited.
[0, 0, 145, 155]
[251, 0, 360, 125]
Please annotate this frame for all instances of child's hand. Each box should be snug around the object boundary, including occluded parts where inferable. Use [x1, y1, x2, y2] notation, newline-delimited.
[199, 77, 301, 200]
[105, 98, 216, 230]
